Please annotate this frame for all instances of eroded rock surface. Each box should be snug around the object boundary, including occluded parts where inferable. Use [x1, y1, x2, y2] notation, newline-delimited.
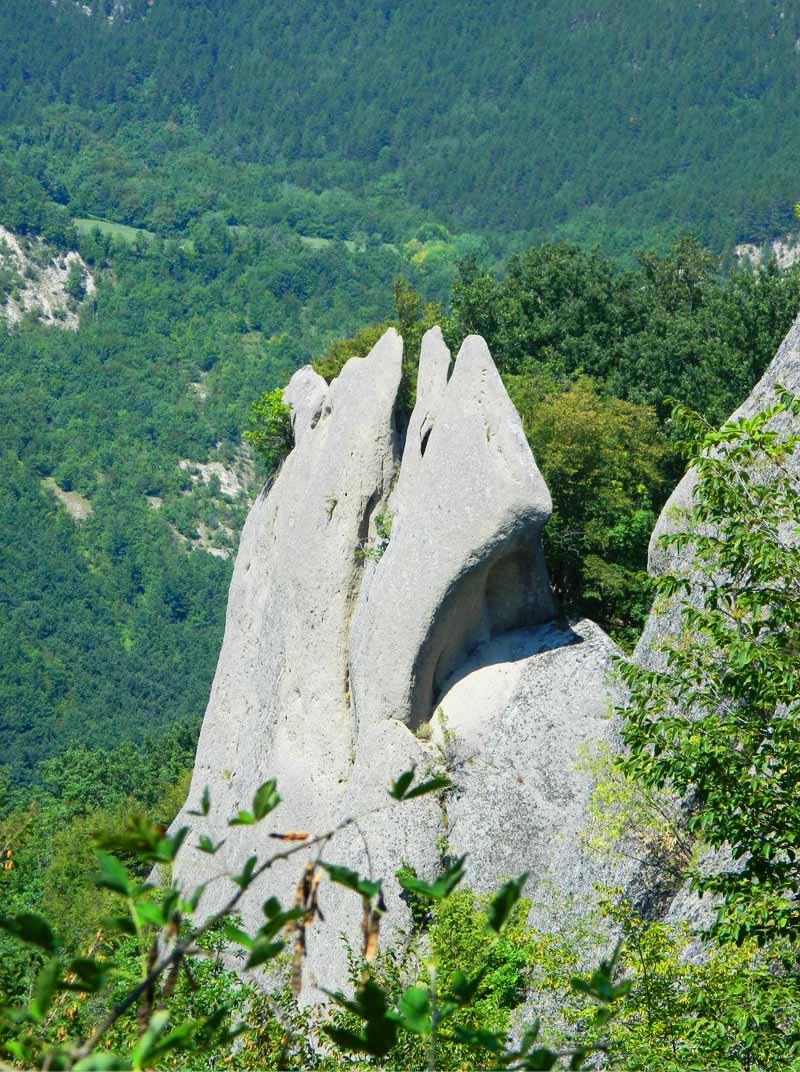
[174, 327, 624, 996]
[431, 619, 626, 913]
[174, 330, 403, 932]
[350, 329, 554, 735]
[283, 365, 328, 445]
[0, 225, 95, 329]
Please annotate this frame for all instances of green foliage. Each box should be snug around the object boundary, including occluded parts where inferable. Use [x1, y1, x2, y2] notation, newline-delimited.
[0, 727, 196, 1007]
[396, 857, 466, 901]
[312, 277, 451, 414]
[0, 450, 231, 782]
[64, 261, 87, 303]
[452, 238, 800, 426]
[313, 322, 392, 383]
[73, 218, 156, 246]
[243, 390, 294, 475]
[5, 746, 800, 1070]
[355, 510, 394, 561]
[0, 161, 74, 247]
[578, 742, 693, 884]
[373, 511, 392, 546]
[389, 766, 450, 802]
[0, 767, 625, 1070]
[519, 890, 800, 1071]
[602, 901, 800, 1071]
[510, 375, 669, 644]
[618, 389, 800, 945]
[323, 884, 625, 1070]
[4, 1, 800, 249]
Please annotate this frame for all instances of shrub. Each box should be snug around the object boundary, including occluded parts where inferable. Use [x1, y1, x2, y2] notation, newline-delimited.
[243, 388, 294, 475]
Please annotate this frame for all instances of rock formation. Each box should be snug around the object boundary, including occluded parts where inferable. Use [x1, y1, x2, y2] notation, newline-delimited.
[173, 328, 629, 995]
[635, 310, 800, 671]
[350, 329, 555, 736]
[0, 225, 94, 330]
[173, 311, 800, 993]
[632, 311, 800, 927]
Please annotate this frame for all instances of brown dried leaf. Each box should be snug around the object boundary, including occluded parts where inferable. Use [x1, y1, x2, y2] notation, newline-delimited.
[364, 911, 381, 962]
[162, 955, 182, 1002]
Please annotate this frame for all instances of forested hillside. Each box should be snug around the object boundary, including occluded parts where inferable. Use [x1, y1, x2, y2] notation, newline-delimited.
[3, 0, 800, 251]
[2, 0, 800, 778]
[0, 182, 435, 779]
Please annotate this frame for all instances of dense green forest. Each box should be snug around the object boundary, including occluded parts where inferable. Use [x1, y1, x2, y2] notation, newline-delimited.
[3, 0, 800, 251]
[2, 0, 800, 776]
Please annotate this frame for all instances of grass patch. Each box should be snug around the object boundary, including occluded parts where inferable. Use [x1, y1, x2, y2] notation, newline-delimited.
[73, 216, 156, 244]
[73, 217, 197, 252]
[298, 233, 358, 253]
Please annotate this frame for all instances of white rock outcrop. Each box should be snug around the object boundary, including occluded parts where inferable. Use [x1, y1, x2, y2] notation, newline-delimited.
[0, 225, 95, 329]
[350, 329, 554, 735]
[173, 328, 626, 995]
[176, 331, 403, 926]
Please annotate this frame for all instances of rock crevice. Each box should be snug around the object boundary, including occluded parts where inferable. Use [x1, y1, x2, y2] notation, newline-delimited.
[348, 330, 555, 734]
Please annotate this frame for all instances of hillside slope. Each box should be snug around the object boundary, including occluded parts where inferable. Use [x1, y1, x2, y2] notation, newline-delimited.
[3, 0, 800, 783]
[2, 0, 800, 250]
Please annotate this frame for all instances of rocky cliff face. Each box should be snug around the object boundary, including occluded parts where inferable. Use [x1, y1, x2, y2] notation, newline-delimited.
[173, 328, 628, 995]
[0, 226, 94, 329]
[175, 312, 800, 993]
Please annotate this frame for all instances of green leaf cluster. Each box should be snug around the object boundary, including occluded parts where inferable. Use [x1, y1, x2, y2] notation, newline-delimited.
[619, 389, 800, 945]
[243, 391, 294, 476]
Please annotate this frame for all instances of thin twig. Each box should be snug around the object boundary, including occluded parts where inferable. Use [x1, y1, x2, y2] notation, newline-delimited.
[73, 792, 407, 1061]
[72, 818, 355, 1060]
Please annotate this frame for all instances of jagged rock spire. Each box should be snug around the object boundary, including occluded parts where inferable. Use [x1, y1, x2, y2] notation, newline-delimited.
[173, 328, 625, 996]
[349, 328, 554, 736]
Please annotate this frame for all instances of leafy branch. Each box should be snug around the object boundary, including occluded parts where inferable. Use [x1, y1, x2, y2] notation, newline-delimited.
[1, 766, 628, 1070]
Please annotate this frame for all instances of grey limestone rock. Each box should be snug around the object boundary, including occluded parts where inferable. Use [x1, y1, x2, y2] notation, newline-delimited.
[430, 619, 628, 912]
[282, 365, 328, 445]
[173, 329, 403, 931]
[304, 720, 443, 994]
[350, 328, 555, 736]
[636, 310, 800, 670]
[174, 325, 625, 995]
